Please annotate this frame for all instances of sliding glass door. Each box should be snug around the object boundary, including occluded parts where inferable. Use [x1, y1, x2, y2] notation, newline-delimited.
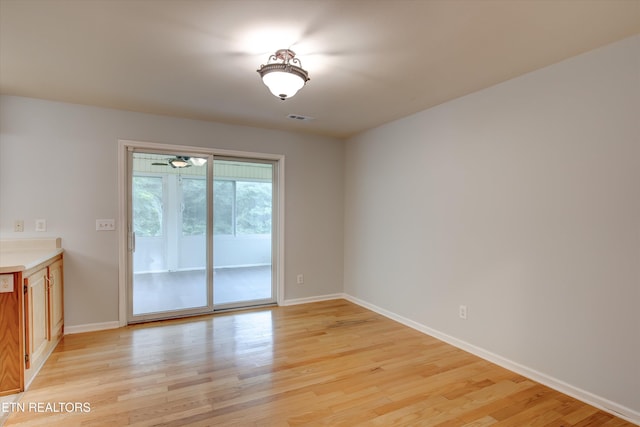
[213, 159, 276, 309]
[129, 151, 211, 322]
[126, 149, 277, 323]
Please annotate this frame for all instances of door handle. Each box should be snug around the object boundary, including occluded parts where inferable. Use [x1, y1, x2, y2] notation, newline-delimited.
[129, 231, 136, 252]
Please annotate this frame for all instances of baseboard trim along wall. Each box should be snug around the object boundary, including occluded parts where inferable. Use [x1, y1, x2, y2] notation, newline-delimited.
[280, 293, 345, 306]
[342, 294, 640, 425]
[64, 295, 346, 333]
[65, 321, 121, 335]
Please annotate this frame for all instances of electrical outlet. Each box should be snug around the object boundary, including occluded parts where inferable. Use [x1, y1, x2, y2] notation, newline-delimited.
[14, 220, 24, 232]
[0, 275, 14, 293]
[459, 305, 468, 320]
[296, 274, 304, 285]
[35, 218, 47, 232]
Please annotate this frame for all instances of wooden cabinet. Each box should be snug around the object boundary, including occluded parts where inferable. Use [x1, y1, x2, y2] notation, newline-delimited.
[0, 250, 63, 396]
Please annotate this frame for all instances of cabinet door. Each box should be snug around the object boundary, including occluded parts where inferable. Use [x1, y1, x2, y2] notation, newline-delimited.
[48, 259, 64, 340]
[24, 267, 48, 369]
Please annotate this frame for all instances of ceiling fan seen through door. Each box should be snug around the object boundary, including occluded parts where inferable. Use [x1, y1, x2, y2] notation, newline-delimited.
[151, 156, 207, 169]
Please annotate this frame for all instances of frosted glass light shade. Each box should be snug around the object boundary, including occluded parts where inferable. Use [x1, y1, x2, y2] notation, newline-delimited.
[262, 71, 306, 100]
[169, 158, 190, 168]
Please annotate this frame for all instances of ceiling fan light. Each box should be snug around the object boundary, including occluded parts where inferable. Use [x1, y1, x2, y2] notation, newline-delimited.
[189, 157, 207, 166]
[169, 157, 190, 168]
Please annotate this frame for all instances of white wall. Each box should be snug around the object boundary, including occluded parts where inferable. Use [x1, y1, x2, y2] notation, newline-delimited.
[344, 36, 639, 416]
[0, 97, 345, 325]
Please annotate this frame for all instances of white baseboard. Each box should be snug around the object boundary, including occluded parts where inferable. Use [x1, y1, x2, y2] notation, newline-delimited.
[281, 293, 346, 306]
[342, 294, 640, 426]
[65, 321, 121, 335]
[66, 297, 343, 334]
[67, 296, 345, 333]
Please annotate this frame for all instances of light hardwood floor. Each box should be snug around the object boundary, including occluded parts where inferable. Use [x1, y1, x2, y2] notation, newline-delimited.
[3, 300, 634, 426]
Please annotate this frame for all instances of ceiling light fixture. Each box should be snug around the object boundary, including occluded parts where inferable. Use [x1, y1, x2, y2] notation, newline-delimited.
[189, 157, 207, 166]
[168, 157, 191, 168]
[257, 49, 310, 100]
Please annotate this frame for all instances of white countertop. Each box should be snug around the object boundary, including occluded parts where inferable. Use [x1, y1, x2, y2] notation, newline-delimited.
[0, 238, 63, 273]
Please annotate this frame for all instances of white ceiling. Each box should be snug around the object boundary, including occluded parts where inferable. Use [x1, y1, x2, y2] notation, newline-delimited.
[1, 0, 638, 139]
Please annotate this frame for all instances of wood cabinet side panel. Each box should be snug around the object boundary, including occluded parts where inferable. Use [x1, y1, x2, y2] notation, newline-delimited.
[0, 272, 23, 395]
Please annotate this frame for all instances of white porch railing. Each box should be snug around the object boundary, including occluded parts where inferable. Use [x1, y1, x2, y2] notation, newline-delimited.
[134, 234, 271, 273]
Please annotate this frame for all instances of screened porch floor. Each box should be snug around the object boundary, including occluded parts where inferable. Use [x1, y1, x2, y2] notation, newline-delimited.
[132, 266, 272, 315]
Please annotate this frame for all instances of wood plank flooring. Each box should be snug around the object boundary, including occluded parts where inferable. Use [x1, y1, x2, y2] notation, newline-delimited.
[2, 300, 634, 426]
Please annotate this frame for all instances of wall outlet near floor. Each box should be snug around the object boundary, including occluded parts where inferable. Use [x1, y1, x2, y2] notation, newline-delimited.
[296, 274, 304, 285]
[459, 305, 468, 320]
[96, 219, 116, 231]
[14, 220, 24, 232]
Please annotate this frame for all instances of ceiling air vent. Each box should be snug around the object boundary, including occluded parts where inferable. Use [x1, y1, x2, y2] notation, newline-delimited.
[287, 114, 315, 122]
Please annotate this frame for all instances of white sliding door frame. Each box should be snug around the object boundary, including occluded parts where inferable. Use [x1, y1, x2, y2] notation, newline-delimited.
[117, 139, 285, 326]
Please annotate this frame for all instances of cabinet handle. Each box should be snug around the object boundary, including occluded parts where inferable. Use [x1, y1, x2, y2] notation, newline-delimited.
[23, 279, 31, 369]
[45, 274, 55, 289]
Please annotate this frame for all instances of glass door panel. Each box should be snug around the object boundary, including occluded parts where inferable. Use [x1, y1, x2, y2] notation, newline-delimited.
[213, 159, 275, 307]
[130, 152, 210, 320]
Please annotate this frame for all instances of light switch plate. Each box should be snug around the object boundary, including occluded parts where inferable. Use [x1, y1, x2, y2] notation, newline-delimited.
[96, 219, 116, 231]
[0, 274, 14, 293]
